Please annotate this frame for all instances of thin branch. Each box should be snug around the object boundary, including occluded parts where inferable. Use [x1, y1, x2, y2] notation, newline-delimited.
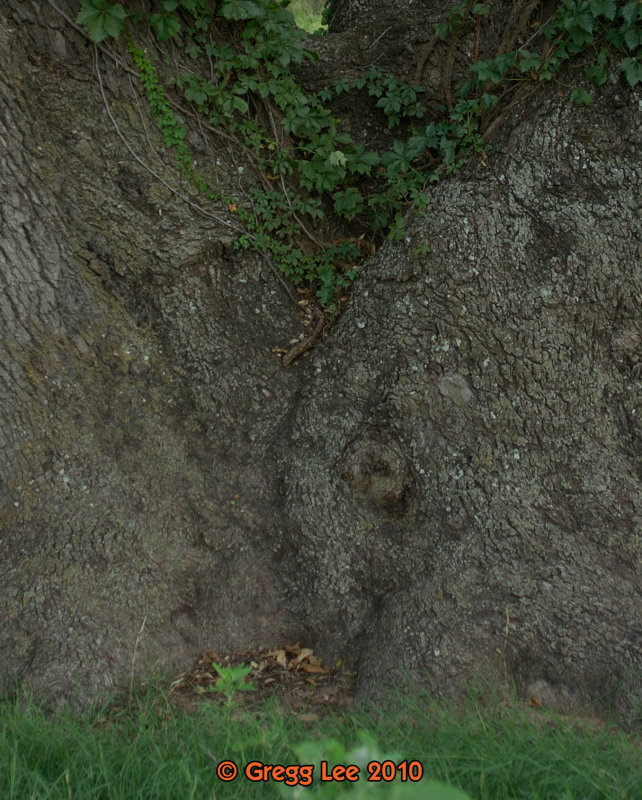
[45, 0, 302, 309]
[264, 103, 329, 250]
[94, 48, 245, 233]
[368, 26, 392, 51]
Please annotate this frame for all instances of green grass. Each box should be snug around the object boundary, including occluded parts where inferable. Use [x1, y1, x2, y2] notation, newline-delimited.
[289, 0, 326, 33]
[2, 684, 641, 799]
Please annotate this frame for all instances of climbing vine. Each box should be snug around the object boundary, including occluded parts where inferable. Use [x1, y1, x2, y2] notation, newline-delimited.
[76, 0, 642, 307]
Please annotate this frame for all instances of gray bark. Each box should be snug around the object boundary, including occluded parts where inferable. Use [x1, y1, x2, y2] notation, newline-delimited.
[1, 0, 641, 718]
[0, 0, 303, 705]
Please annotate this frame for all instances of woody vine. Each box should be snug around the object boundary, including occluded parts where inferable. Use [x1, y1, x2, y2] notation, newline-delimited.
[75, 0, 641, 308]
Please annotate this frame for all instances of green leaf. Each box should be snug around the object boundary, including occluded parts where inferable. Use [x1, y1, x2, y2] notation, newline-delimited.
[621, 1, 641, 26]
[624, 26, 641, 50]
[605, 27, 625, 48]
[381, 140, 415, 177]
[577, 11, 595, 33]
[472, 3, 489, 16]
[332, 188, 364, 219]
[470, 54, 514, 84]
[349, 150, 380, 175]
[328, 150, 347, 167]
[220, 0, 266, 20]
[589, 0, 616, 20]
[150, 12, 180, 41]
[619, 56, 642, 86]
[334, 78, 351, 95]
[587, 63, 608, 85]
[436, 21, 450, 40]
[185, 85, 207, 105]
[518, 49, 541, 72]
[232, 95, 249, 113]
[597, 47, 609, 66]
[76, 1, 127, 42]
[570, 87, 593, 105]
[103, 10, 125, 37]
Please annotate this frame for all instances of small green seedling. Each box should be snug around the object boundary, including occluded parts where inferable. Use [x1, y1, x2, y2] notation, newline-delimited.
[414, 243, 432, 255]
[211, 662, 254, 705]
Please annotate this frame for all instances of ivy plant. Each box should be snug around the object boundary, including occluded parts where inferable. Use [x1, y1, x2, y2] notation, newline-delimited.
[76, 0, 642, 309]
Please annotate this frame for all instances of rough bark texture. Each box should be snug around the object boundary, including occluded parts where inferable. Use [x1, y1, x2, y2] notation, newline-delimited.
[1, 0, 641, 718]
[0, 0, 304, 704]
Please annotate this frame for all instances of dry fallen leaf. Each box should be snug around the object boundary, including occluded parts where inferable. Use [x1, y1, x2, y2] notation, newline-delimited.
[302, 663, 329, 674]
[273, 650, 288, 668]
[294, 648, 314, 666]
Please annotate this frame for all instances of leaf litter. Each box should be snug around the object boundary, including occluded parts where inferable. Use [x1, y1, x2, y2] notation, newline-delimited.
[168, 642, 356, 716]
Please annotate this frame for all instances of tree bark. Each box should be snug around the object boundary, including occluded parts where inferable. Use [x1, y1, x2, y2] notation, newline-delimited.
[0, 0, 304, 705]
[1, 0, 641, 718]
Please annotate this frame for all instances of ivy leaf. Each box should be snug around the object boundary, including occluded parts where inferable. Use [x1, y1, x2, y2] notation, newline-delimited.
[328, 150, 347, 167]
[577, 11, 595, 33]
[605, 27, 625, 48]
[408, 123, 439, 155]
[439, 136, 457, 170]
[589, 0, 616, 20]
[621, 1, 641, 26]
[76, 1, 127, 43]
[333, 78, 351, 95]
[436, 21, 450, 40]
[619, 56, 642, 86]
[570, 87, 593, 105]
[185, 84, 208, 105]
[220, 1, 266, 20]
[232, 95, 249, 113]
[332, 188, 364, 220]
[470, 54, 515, 84]
[587, 63, 608, 86]
[381, 140, 415, 177]
[624, 27, 641, 50]
[472, 3, 489, 16]
[349, 150, 380, 176]
[103, 7, 127, 37]
[518, 49, 541, 72]
[455, 79, 475, 98]
[149, 12, 180, 41]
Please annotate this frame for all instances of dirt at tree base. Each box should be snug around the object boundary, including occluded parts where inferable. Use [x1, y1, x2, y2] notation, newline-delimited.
[166, 643, 357, 717]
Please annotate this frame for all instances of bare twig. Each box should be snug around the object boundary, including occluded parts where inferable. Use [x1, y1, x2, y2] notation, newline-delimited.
[127, 73, 162, 160]
[94, 48, 245, 233]
[368, 26, 392, 51]
[46, 0, 303, 309]
[282, 311, 327, 367]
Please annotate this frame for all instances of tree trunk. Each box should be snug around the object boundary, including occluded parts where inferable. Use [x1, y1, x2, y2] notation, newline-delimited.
[1, 0, 641, 718]
[0, 0, 304, 705]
